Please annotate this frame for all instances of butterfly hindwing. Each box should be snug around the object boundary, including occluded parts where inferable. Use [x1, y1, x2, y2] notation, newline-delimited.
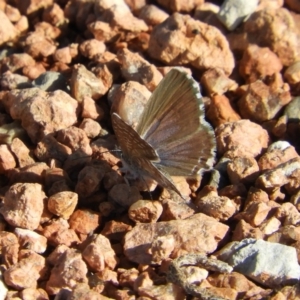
[112, 113, 182, 196]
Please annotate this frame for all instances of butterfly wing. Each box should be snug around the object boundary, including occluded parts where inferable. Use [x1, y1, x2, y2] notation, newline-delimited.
[137, 158, 182, 196]
[112, 112, 182, 196]
[136, 68, 216, 176]
[111, 113, 158, 161]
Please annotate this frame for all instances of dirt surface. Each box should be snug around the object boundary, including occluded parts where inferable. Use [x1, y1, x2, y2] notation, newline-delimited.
[1, 0, 300, 299]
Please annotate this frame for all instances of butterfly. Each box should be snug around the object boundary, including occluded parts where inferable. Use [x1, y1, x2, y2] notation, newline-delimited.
[111, 68, 216, 198]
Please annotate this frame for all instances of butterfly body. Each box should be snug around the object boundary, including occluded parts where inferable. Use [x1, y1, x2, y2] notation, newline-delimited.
[111, 68, 216, 197]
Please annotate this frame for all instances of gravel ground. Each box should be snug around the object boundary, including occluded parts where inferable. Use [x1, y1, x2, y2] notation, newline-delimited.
[1, 0, 300, 299]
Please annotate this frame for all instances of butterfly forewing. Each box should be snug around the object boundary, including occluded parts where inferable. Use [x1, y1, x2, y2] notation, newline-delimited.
[136, 68, 216, 176]
[111, 113, 159, 161]
[136, 70, 202, 141]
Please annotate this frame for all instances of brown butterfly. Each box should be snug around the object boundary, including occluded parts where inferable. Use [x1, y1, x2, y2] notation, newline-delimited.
[111, 68, 216, 197]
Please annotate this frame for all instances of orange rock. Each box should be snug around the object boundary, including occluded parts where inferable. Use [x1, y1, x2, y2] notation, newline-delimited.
[148, 13, 234, 75]
[101, 220, 132, 241]
[69, 209, 101, 235]
[48, 191, 78, 219]
[0, 10, 19, 46]
[0, 183, 46, 230]
[46, 248, 88, 295]
[79, 118, 102, 139]
[201, 68, 238, 95]
[232, 219, 264, 241]
[124, 213, 229, 264]
[5, 4, 21, 23]
[0, 144, 16, 173]
[82, 234, 118, 272]
[139, 4, 169, 26]
[128, 200, 163, 223]
[20, 287, 49, 300]
[227, 156, 260, 184]
[42, 3, 66, 27]
[239, 45, 283, 83]
[22, 62, 46, 80]
[258, 144, 299, 171]
[42, 218, 80, 247]
[196, 186, 238, 222]
[3, 88, 78, 143]
[207, 94, 241, 127]
[1, 53, 35, 73]
[160, 199, 194, 221]
[244, 8, 300, 66]
[56, 126, 92, 156]
[70, 64, 109, 102]
[14, 228, 47, 254]
[4, 250, 46, 290]
[238, 80, 291, 122]
[109, 80, 151, 130]
[216, 120, 269, 157]
[0, 232, 19, 267]
[79, 39, 106, 61]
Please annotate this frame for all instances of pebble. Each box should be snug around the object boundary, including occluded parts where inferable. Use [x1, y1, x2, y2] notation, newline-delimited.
[217, 238, 300, 288]
[218, 0, 259, 30]
[32, 71, 68, 92]
[124, 213, 229, 265]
